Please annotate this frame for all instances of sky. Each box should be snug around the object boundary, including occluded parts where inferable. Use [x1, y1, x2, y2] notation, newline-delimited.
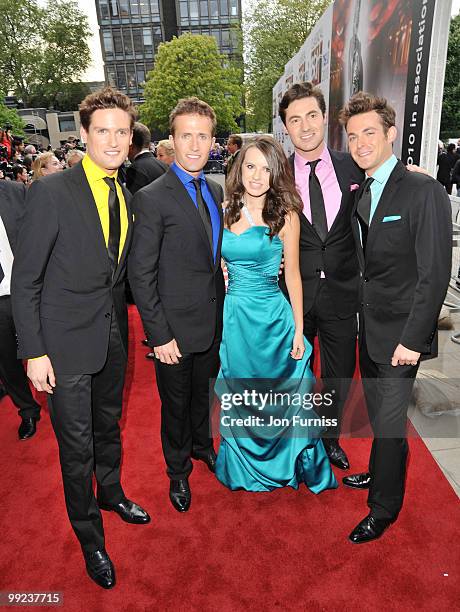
[75, 0, 460, 83]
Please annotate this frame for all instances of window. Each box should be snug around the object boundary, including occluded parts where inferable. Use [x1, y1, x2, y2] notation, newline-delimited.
[103, 31, 113, 55]
[210, 1, 218, 21]
[133, 29, 143, 53]
[58, 116, 76, 132]
[220, 0, 228, 16]
[106, 66, 117, 86]
[113, 29, 123, 54]
[130, 0, 140, 15]
[200, 0, 208, 16]
[109, 0, 119, 17]
[210, 29, 220, 46]
[143, 27, 153, 53]
[221, 28, 230, 49]
[123, 29, 133, 55]
[190, 1, 199, 19]
[119, 1, 129, 16]
[99, 0, 109, 20]
[116, 64, 127, 88]
[140, 0, 149, 14]
[229, 0, 238, 17]
[137, 65, 145, 86]
[153, 27, 162, 50]
[149, 0, 160, 15]
[126, 63, 136, 89]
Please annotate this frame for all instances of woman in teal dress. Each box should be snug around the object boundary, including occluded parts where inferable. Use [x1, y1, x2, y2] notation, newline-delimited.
[215, 137, 337, 493]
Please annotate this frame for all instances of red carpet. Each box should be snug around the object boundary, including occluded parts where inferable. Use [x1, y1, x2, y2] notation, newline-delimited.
[0, 306, 458, 611]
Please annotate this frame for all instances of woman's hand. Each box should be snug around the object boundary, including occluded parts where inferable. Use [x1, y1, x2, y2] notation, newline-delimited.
[290, 330, 305, 360]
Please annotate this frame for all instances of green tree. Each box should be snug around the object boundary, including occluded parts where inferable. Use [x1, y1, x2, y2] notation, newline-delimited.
[244, 0, 329, 132]
[140, 33, 243, 135]
[440, 14, 460, 139]
[0, 0, 91, 108]
[0, 93, 25, 135]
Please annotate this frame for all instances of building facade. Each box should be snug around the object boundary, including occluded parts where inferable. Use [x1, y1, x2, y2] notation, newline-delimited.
[95, 0, 242, 102]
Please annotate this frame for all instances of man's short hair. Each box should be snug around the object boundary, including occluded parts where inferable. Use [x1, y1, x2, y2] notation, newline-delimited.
[169, 97, 216, 136]
[12, 164, 26, 180]
[228, 134, 242, 149]
[339, 91, 396, 134]
[132, 122, 151, 150]
[79, 86, 137, 131]
[279, 82, 326, 125]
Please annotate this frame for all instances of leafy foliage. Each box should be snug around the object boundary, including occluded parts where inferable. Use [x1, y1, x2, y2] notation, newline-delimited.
[244, 0, 329, 132]
[140, 33, 244, 135]
[0, 0, 91, 108]
[440, 14, 460, 139]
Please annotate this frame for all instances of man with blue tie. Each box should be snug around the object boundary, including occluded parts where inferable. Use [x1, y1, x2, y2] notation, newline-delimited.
[339, 92, 452, 543]
[128, 97, 225, 513]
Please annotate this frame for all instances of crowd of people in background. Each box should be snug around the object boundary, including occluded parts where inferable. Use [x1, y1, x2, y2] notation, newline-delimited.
[437, 138, 460, 195]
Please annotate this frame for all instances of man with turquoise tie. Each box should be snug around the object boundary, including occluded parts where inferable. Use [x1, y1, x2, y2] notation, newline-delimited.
[339, 92, 452, 543]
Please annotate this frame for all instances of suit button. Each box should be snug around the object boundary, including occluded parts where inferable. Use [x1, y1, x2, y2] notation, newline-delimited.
[364, 277, 369, 282]
[105, 312, 111, 318]
[316, 268, 322, 274]
[321, 245, 326, 251]
[209, 297, 216, 303]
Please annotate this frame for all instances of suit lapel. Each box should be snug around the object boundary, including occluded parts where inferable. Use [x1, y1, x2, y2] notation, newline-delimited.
[164, 169, 215, 268]
[68, 163, 110, 274]
[351, 186, 365, 271]
[328, 148, 363, 237]
[207, 179, 224, 270]
[365, 161, 406, 261]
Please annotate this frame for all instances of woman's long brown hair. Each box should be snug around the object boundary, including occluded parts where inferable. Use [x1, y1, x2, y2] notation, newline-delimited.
[225, 136, 303, 238]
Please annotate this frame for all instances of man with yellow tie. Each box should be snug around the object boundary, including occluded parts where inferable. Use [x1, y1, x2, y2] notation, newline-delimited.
[11, 88, 150, 589]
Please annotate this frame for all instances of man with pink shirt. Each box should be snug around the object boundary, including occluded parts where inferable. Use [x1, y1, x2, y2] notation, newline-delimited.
[279, 82, 364, 470]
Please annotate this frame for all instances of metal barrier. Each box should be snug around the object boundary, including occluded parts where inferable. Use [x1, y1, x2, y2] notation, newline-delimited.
[446, 195, 460, 344]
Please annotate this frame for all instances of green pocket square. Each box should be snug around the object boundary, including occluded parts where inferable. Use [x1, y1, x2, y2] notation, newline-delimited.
[382, 215, 401, 222]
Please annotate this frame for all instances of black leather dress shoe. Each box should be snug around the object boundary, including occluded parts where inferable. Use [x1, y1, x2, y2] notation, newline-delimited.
[191, 448, 217, 473]
[349, 514, 394, 544]
[18, 417, 37, 440]
[322, 438, 349, 470]
[98, 498, 151, 524]
[145, 351, 155, 360]
[83, 549, 116, 589]
[342, 472, 371, 489]
[169, 479, 191, 512]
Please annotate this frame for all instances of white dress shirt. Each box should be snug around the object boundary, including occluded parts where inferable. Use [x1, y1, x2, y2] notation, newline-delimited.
[0, 214, 14, 296]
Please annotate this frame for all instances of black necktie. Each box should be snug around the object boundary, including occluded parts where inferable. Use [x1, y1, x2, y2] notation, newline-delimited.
[0, 261, 4, 284]
[307, 160, 328, 242]
[356, 177, 374, 253]
[192, 178, 213, 253]
[103, 177, 121, 275]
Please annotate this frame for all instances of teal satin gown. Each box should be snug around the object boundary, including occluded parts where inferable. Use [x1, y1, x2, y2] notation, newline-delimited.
[215, 210, 338, 493]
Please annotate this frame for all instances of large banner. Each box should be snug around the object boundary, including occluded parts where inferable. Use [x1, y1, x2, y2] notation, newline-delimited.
[273, 0, 451, 172]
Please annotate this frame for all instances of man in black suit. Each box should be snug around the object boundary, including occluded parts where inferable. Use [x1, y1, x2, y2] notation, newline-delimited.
[0, 180, 41, 440]
[129, 97, 224, 513]
[126, 122, 167, 194]
[12, 88, 150, 588]
[278, 82, 364, 470]
[339, 92, 451, 543]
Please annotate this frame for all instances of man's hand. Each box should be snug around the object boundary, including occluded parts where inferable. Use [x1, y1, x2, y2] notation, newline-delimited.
[391, 344, 421, 367]
[27, 355, 56, 394]
[154, 339, 182, 365]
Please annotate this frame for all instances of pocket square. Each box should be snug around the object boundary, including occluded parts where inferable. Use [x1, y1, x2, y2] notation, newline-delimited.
[382, 215, 401, 222]
[350, 183, 360, 191]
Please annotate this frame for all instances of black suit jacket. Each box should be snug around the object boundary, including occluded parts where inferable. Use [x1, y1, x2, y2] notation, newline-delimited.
[126, 151, 168, 194]
[0, 181, 27, 254]
[352, 160, 452, 363]
[283, 149, 364, 317]
[128, 168, 225, 353]
[11, 162, 133, 374]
